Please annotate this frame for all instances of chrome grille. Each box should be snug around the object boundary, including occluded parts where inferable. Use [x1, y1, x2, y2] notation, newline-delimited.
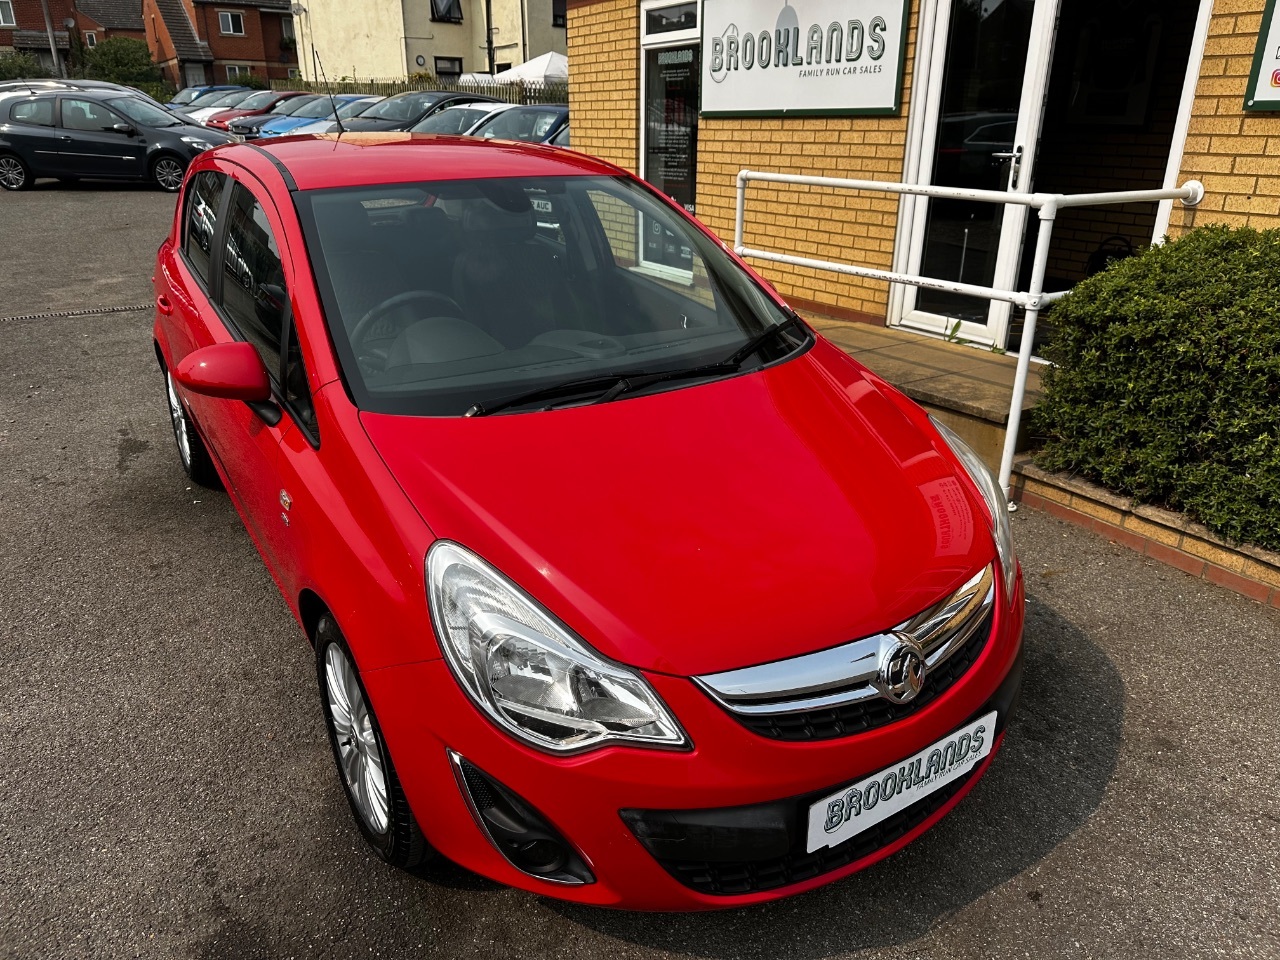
[696, 564, 996, 742]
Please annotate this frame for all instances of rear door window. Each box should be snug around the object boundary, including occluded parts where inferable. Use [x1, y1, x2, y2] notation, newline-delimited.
[183, 171, 227, 288]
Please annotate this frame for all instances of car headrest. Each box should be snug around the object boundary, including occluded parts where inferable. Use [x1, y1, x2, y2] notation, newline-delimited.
[314, 197, 378, 252]
[460, 199, 534, 245]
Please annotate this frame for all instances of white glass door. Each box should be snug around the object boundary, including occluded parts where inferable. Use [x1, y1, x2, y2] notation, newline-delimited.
[896, 0, 1061, 348]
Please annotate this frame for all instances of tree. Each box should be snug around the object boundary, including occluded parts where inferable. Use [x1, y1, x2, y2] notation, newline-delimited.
[84, 37, 161, 84]
[0, 52, 52, 81]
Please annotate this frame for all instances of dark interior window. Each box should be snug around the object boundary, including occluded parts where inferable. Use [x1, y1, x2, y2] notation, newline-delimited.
[221, 183, 287, 378]
[284, 319, 316, 434]
[184, 171, 227, 288]
[61, 98, 121, 132]
[10, 99, 54, 126]
[552, 0, 565, 28]
[434, 57, 463, 81]
[430, 0, 462, 23]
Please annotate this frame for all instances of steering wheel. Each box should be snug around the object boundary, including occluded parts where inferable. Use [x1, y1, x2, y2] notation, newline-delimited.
[349, 290, 465, 353]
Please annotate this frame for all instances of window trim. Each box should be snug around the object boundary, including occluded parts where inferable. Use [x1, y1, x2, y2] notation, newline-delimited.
[218, 10, 246, 36]
[225, 64, 250, 81]
[0, 0, 15, 28]
[84, 31, 97, 48]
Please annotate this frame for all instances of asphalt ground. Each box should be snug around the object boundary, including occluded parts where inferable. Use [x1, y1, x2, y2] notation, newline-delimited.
[2, 184, 1279, 960]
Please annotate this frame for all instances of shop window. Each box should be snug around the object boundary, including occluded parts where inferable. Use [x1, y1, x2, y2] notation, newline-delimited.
[552, 0, 565, 28]
[0, 1, 14, 28]
[430, 0, 462, 24]
[434, 57, 463, 81]
[84, 31, 97, 48]
[219, 11, 245, 35]
[645, 2, 695, 36]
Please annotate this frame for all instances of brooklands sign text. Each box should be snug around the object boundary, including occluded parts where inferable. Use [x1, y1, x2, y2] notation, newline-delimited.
[701, 0, 911, 117]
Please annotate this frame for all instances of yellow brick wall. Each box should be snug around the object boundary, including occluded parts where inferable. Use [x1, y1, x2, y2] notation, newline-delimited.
[570, 1, 916, 321]
[1175, 0, 1280, 231]
[567, 0, 640, 174]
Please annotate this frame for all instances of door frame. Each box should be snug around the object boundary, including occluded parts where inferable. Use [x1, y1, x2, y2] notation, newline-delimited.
[889, 0, 1062, 349]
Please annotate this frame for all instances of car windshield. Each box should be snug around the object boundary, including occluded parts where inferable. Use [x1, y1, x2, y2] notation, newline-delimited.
[297, 175, 807, 416]
[292, 97, 346, 119]
[360, 93, 441, 121]
[187, 89, 234, 108]
[473, 108, 564, 142]
[212, 90, 253, 107]
[337, 97, 379, 118]
[411, 106, 495, 134]
[108, 96, 183, 127]
[271, 95, 317, 115]
[237, 90, 279, 110]
[170, 87, 203, 105]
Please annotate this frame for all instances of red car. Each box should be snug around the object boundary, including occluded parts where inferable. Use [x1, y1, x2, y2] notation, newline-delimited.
[204, 90, 308, 131]
[152, 134, 1024, 911]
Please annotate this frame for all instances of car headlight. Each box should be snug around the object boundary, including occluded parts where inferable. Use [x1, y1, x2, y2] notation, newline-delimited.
[427, 541, 688, 754]
[930, 417, 1018, 601]
[181, 136, 213, 151]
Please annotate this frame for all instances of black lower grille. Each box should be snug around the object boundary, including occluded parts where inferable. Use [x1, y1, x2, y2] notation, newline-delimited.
[733, 611, 994, 741]
[658, 767, 976, 896]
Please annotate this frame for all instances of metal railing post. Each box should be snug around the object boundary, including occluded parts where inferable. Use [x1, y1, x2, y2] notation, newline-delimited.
[998, 198, 1058, 501]
[735, 171, 749, 253]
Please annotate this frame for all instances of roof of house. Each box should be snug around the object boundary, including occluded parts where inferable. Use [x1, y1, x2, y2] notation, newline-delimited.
[191, 0, 292, 9]
[76, 0, 145, 31]
[151, 0, 212, 61]
[12, 30, 71, 50]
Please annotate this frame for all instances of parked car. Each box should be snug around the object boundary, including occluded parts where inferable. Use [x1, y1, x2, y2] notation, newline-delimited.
[227, 95, 323, 141]
[166, 84, 247, 109]
[0, 91, 232, 191]
[289, 95, 386, 135]
[467, 104, 569, 144]
[338, 91, 499, 132]
[256, 94, 378, 138]
[0, 79, 175, 114]
[408, 100, 511, 136]
[205, 90, 309, 131]
[184, 89, 259, 125]
[548, 124, 569, 148]
[152, 134, 1024, 910]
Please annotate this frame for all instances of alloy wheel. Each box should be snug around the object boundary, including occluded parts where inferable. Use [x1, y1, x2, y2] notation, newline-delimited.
[153, 158, 184, 191]
[324, 644, 390, 836]
[165, 373, 192, 469]
[0, 156, 26, 190]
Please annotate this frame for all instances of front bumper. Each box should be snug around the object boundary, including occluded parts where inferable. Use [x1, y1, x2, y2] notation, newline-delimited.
[362, 573, 1025, 911]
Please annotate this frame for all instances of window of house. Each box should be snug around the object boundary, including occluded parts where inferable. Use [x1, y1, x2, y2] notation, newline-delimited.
[287, 67, 300, 79]
[226, 64, 249, 80]
[0, 1, 15, 28]
[84, 31, 97, 48]
[430, 0, 462, 23]
[434, 57, 463, 81]
[281, 16, 294, 39]
[552, 0, 566, 28]
[496, 62, 512, 74]
[219, 11, 245, 35]
[221, 183, 287, 378]
[9, 99, 55, 126]
[184, 171, 227, 288]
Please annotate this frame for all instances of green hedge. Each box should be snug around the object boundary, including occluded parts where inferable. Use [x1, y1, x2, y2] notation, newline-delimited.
[1032, 224, 1280, 551]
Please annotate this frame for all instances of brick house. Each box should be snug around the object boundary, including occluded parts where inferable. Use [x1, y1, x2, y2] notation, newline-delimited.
[143, 0, 297, 88]
[568, 0, 1280, 356]
[74, 0, 146, 51]
[1, 0, 77, 74]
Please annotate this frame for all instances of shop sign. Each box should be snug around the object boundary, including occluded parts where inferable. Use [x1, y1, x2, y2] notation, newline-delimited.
[701, 0, 910, 117]
[1246, 0, 1280, 111]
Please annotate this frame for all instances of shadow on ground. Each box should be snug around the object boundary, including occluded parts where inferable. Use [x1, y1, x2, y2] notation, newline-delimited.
[548, 597, 1123, 957]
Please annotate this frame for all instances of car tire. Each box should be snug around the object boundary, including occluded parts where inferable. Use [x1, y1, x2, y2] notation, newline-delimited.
[315, 616, 432, 870]
[0, 153, 31, 191]
[151, 155, 186, 192]
[162, 364, 221, 489]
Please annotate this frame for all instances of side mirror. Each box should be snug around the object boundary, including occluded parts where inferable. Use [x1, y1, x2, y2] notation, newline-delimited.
[112, 122, 135, 135]
[174, 342, 271, 403]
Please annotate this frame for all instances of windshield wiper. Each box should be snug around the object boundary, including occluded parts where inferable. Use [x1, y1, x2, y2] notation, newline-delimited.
[720, 314, 806, 369]
[465, 362, 743, 417]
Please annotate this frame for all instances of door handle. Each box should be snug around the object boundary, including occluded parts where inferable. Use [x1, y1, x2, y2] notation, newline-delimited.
[59, 135, 72, 142]
[155, 295, 173, 316]
[992, 145, 1024, 189]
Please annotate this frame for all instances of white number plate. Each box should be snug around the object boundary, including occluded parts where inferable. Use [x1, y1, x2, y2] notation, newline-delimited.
[806, 711, 997, 853]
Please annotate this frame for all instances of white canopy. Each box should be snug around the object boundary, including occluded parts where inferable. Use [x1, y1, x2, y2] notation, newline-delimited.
[492, 52, 568, 84]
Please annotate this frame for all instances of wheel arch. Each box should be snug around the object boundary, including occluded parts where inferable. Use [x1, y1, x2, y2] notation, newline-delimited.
[298, 588, 329, 646]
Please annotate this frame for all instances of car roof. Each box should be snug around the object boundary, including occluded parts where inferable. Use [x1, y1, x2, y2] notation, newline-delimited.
[239, 134, 618, 191]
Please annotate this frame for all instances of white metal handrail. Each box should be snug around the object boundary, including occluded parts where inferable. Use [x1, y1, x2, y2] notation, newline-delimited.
[733, 170, 1205, 500]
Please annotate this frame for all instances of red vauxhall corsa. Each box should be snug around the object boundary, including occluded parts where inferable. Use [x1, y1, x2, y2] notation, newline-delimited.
[204, 90, 308, 131]
[152, 133, 1024, 911]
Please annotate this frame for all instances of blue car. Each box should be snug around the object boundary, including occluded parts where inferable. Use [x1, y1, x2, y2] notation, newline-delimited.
[256, 95, 373, 137]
